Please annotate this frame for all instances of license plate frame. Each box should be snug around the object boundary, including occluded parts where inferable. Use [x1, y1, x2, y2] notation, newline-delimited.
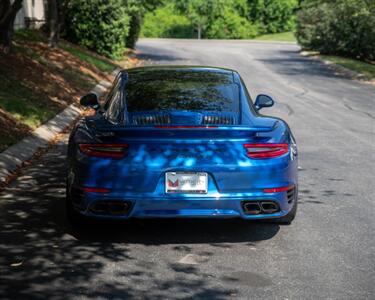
[165, 172, 208, 194]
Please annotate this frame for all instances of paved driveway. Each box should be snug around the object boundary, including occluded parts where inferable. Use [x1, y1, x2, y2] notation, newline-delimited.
[0, 39, 374, 299]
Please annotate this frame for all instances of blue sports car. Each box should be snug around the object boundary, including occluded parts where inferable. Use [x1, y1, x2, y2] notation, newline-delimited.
[66, 66, 298, 224]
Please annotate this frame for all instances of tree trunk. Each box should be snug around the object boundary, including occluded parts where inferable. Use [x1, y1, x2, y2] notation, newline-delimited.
[47, 0, 58, 47]
[0, 0, 23, 54]
[197, 25, 201, 40]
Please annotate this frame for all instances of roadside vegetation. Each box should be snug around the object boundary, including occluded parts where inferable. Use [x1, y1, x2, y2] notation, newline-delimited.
[0, 0, 151, 151]
[321, 56, 375, 81]
[0, 29, 119, 151]
[254, 31, 296, 42]
[141, 0, 298, 39]
[296, 0, 375, 62]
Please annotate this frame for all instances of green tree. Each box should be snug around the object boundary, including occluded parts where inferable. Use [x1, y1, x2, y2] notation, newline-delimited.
[141, 3, 194, 38]
[123, 0, 162, 48]
[65, 0, 130, 59]
[174, 0, 227, 39]
[247, 0, 298, 34]
[296, 0, 375, 61]
[207, 5, 258, 39]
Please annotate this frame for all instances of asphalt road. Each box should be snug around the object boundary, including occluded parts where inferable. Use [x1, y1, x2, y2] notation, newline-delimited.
[1, 39, 374, 300]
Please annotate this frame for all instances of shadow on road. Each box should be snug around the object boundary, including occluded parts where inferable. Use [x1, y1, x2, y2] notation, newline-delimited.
[0, 142, 280, 299]
[257, 50, 354, 81]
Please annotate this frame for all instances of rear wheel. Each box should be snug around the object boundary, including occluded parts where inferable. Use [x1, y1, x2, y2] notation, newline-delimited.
[66, 180, 86, 225]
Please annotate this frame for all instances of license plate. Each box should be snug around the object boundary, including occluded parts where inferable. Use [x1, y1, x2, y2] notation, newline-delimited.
[165, 172, 208, 194]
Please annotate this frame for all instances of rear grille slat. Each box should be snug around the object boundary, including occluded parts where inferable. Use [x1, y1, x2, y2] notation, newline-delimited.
[133, 114, 170, 125]
[202, 115, 235, 125]
[287, 187, 295, 203]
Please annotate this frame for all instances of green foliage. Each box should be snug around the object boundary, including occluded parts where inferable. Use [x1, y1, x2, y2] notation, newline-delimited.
[124, 0, 163, 48]
[207, 8, 258, 39]
[142, 0, 298, 39]
[0, 76, 58, 129]
[247, 0, 298, 34]
[255, 31, 296, 42]
[141, 3, 194, 38]
[126, 14, 142, 49]
[296, 0, 375, 61]
[321, 55, 375, 80]
[174, 0, 227, 38]
[65, 0, 130, 59]
[59, 42, 117, 73]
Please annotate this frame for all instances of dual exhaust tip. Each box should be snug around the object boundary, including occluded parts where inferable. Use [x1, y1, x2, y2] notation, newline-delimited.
[243, 201, 279, 215]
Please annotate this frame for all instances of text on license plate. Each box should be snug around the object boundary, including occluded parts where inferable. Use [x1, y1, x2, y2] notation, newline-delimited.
[165, 172, 208, 194]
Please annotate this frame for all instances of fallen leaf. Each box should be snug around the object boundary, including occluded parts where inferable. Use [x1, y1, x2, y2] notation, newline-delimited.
[10, 261, 23, 267]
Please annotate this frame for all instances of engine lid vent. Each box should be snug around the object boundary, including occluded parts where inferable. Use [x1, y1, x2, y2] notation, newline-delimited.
[202, 115, 235, 125]
[132, 114, 171, 125]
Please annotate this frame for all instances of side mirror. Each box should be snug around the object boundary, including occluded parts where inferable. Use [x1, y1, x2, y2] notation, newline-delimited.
[80, 92, 99, 110]
[254, 94, 274, 110]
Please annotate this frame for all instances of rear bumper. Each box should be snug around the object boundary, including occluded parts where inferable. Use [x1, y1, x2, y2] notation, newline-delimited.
[69, 187, 297, 220]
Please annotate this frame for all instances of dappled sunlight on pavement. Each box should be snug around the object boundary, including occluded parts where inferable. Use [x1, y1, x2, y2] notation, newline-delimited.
[0, 136, 280, 299]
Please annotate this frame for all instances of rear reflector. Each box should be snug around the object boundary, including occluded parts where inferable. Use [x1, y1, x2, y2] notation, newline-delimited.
[82, 187, 110, 193]
[154, 125, 218, 129]
[244, 143, 288, 158]
[79, 144, 128, 158]
[263, 185, 294, 193]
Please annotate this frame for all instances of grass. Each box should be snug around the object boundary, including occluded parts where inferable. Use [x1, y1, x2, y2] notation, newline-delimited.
[0, 29, 119, 151]
[320, 55, 375, 80]
[14, 29, 47, 42]
[15, 29, 117, 73]
[254, 31, 296, 43]
[0, 76, 59, 128]
[59, 42, 117, 73]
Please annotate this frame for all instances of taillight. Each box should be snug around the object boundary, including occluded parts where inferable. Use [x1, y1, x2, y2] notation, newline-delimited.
[82, 187, 110, 193]
[263, 185, 294, 193]
[154, 125, 218, 129]
[244, 143, 288, 158]
[79, 144, 128, 158]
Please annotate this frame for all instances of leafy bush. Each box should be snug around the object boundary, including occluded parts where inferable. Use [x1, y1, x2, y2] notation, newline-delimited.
[141, 4, 194, 38]
[296, 0, 375, 61]
[142, 0, 297, 39]
[206, 9, 258, 39]
[248, 0, 298, 34]
[126, 14, 142, 49]
[124, 0, 163, 48]
[65, 0, 130, 59]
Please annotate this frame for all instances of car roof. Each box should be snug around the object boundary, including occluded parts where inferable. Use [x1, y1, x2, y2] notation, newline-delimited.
[123, 66, 236, 83]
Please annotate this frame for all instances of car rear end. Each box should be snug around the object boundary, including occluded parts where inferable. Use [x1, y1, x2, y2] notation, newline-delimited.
[67, 67, 298, 221]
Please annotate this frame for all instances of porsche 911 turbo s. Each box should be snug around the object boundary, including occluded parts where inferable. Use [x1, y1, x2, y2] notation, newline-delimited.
[66, 66, 298, 224]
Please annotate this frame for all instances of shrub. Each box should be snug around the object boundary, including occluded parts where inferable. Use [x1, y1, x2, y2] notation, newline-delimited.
[206, 9, 258, 39]
[141, 4, 194, 38]
[248, 0, 298, 34]
[296, 0, 375, 61]
[126, 14, 142, 49]
[65, 0, 130, 59]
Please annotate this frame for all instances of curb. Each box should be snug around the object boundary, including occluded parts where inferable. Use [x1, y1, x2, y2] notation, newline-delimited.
[0, 68, 121, 183]
[300, 51, 374, 85]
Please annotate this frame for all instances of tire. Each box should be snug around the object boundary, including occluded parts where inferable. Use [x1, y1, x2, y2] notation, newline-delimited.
[65, 181, 86, 226]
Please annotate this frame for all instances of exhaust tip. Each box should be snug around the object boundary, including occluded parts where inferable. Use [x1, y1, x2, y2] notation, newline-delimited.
[260, 201, 279, 214]
[242, 202, 262, 215]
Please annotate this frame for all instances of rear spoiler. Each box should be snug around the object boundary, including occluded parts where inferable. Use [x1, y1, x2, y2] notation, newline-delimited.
[92, 124, 278, 139]
[95, 125, 276, 133]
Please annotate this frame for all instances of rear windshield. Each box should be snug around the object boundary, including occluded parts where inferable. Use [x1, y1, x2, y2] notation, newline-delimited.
[125, 71, 239, 112]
